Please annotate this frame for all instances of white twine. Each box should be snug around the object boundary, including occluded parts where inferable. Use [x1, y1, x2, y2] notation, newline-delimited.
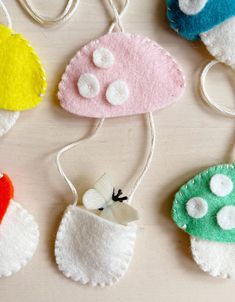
[108, 0, 129, 33]
[200, 60, 235, 117]
[17, 0, 80, 27]
[56, 119, 105, 205]
[128, 112, 156, 204]
[0, 0, 12, 28]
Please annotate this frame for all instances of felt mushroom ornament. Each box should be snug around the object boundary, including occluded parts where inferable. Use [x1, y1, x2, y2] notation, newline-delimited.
[167, 0, 235, 116]
[0, 0, 47, 136]
[172, 164, 235, 280]
[55, 0, 185, 287]
[0, 173, 39, 277]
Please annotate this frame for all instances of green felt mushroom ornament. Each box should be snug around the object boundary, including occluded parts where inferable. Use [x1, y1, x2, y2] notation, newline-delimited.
[173, 163, 235, 279]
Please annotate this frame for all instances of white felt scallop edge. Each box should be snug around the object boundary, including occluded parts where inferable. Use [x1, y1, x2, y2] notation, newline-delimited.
[54, 205, 137, 287]
[0, 201, 40, 278]
[58, 32, 186, 110]
[200, 17, 235, 66]
[190, 236, 232, 279]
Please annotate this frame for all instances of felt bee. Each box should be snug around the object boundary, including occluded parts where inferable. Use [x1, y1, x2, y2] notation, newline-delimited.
[82, 174, 139, 225]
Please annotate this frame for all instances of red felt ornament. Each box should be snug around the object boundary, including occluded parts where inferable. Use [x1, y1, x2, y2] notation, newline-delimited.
[0, 174, 14, 223]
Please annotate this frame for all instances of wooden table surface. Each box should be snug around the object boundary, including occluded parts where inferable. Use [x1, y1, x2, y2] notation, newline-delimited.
[1, 1, 235, 301]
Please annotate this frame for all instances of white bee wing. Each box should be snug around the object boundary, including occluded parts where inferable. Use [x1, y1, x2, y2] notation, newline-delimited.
[94, 173, 113, 202]
[178, 0, 208, 15]
[100, 202, 139, 225]
[82, 189, 106, 210]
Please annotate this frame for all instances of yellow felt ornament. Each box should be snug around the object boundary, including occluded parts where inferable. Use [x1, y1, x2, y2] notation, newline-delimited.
[0, 24, 47, 111]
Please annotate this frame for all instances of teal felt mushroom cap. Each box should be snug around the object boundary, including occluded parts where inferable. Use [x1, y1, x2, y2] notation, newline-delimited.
[172, 163, 235, 243]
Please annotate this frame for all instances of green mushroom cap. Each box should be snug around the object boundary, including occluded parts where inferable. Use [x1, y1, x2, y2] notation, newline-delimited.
[172, 163, 235, 243]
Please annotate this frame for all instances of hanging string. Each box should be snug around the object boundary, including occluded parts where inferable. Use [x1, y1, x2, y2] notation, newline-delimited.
[0, 0, 12, 28]
[108, 0, 129, 33]
[56, 113, 156, 206]
[17, 0, 80, 27]
[56, 119, 105, 205]
[200, 60, 235, 117]
[128, 112, 156, 203]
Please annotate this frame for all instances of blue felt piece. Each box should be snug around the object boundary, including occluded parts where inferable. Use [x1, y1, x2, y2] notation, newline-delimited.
[166, 0, 235, 41]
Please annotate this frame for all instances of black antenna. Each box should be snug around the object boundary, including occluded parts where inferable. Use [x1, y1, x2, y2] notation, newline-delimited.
[112, 188, 128, 202]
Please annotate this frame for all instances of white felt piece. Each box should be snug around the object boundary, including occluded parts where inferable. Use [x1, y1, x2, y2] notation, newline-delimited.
[186, 197, 208, 219]
[93, 47, 115, 69]
[209, 174, 233, 197]
[77, 73, 100, 99]
[217, 206, 235, 230]
[55, 205, 137, 287]
[191, 237, 235, 279]
[0, 110, 20, 136]
[201, 17, 235, 68]
[178, 0, 208, 15]
[106, 80, 129, 106]
[82, 189, 105, 210]
[100, 202, 139, 226]
[94, 173, 113, 202]
[0, 201, 39, 277]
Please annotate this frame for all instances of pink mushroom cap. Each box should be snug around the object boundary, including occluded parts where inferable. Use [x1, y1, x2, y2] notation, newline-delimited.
[58, 32, 185, 118]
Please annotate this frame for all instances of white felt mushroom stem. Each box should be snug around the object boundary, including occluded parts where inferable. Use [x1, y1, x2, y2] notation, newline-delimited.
[0, 110, 20, 137]
[17, 0, 80, 27]
[191, 237, 235, 279]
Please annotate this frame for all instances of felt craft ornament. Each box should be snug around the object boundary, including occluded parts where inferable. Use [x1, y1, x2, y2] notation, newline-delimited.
[55, 0, 185, 287]
[0, 0, 47, 136]
[172, 164, 235, 280]
[0, 173, 39, 277]
[166, 0, 235, 116]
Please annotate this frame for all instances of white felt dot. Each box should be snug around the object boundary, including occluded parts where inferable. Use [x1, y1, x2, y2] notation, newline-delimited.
[186, 197, 208, 219]
[210, 174, 233, 197]
[178, 0, 208, 15]
[217, 206, 235, 230]
[77, 73, 100, 99]
[93, 48, 115, 69]
[106, 80, 129, 106]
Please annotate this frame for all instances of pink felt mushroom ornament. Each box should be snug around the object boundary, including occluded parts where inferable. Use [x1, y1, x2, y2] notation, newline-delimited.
[55, 0, 185, 287]
[58, 32, 184, 118]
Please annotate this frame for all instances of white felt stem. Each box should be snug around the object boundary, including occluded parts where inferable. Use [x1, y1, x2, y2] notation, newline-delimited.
[128, 112, 156, 204]
[108, 0, 129, 33]
[17, 0, 80, 27]
[0, 0, 12, 28]
[200, 60, 235, 117]
[56, 119, 105, 205]
[191, 236, 235, 279]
